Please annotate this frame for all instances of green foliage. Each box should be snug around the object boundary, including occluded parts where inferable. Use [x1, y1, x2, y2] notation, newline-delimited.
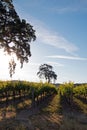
[0, 0, 36, 77]
[58, 82, 87, 104]
[74, 84, 87, 99]
[0, 80, 57, 104]
[37, 64, 57, 83]
[58, 82, 74, 104]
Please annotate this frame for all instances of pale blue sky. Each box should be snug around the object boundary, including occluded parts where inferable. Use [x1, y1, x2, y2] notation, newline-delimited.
[0, 0, 87, 83]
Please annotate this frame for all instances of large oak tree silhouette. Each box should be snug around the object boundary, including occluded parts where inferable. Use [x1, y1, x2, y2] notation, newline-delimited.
[0, 0, 36, 77]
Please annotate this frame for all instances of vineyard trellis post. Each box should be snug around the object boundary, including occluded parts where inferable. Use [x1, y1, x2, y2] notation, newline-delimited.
[31, 88, 35, 107]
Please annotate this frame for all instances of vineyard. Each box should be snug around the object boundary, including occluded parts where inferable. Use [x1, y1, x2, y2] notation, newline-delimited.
[0, 81, 87, 130]
[0, 80, 57, 108]
[58, 82, 87, 104]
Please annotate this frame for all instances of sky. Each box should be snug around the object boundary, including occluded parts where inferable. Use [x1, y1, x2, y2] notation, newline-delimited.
[0, 0, 87, 83]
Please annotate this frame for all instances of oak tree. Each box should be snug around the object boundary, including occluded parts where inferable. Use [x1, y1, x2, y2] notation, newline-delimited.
[37, 64, 57, 83]
[0, 0, 36, 77]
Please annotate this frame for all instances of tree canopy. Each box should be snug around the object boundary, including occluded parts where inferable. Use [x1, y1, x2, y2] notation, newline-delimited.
[37, 64, 57, 83]
[0, 0, 36, 77]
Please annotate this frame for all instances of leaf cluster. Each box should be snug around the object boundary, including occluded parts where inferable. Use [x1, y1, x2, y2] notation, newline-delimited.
[37, 64, 57, 83]
[0, 0, 36, 72]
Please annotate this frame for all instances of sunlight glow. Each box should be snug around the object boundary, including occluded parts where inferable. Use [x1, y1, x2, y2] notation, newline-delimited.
[0, 50, 19, 80]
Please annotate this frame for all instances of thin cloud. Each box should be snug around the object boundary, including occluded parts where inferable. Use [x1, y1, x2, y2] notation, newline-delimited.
[18, 14, 78, 54]
[51, 0, 87, 14]
[28, 61, 64, 67]
[53, 7, 81, 13]
[51, 7, 87, 14]
[35, 24, 78, 54]
[29, 62, 40, 66]
[46, 55, 87, 61]
[13, 3, 78, 54]
[46, 61, 64, 67]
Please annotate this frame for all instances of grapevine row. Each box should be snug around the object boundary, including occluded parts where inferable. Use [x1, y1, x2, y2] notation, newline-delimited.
[58, 82, 87, 104]
[0, 80, 57, 106]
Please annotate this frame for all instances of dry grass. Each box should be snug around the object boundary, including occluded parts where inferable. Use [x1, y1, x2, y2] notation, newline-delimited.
[0, 119, 28, 130]
[28, 94, 87, 130]
[0, 98, 31, 120]
[28, 95, 63, 130]
[74, 97, 87, 114]
[59, 116, 87, 130]
[0, 94, 87, 130]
